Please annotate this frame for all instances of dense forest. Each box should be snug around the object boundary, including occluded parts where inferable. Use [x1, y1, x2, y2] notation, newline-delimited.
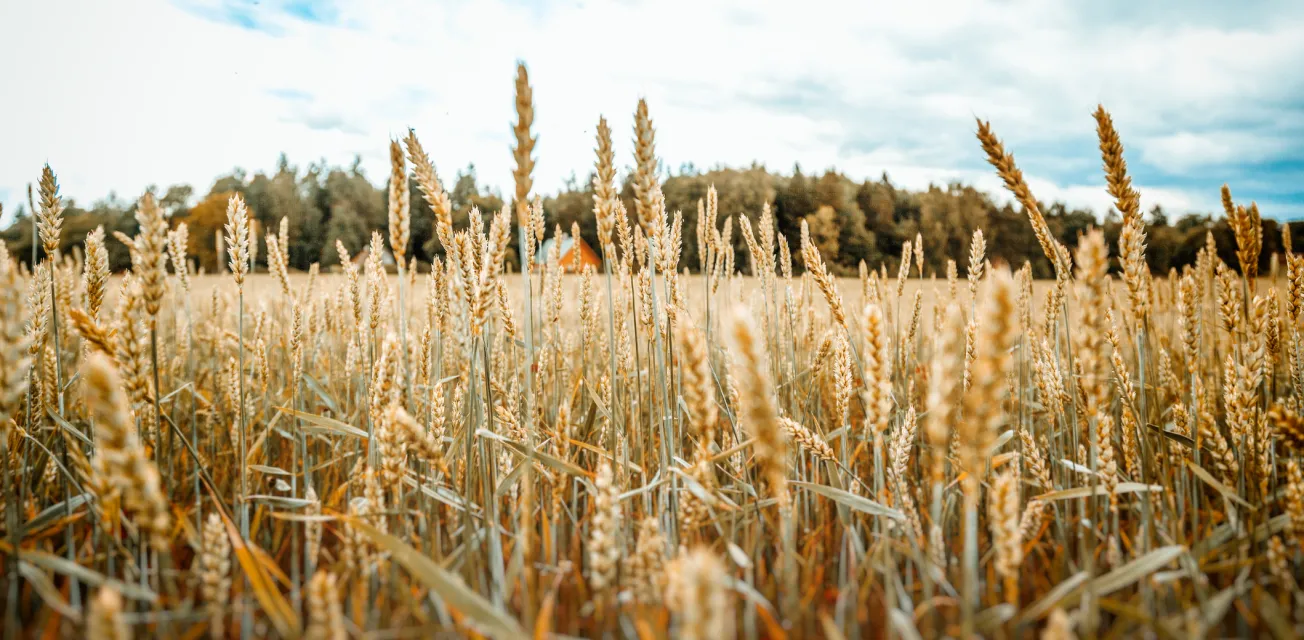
[1, 154, 1292, 279]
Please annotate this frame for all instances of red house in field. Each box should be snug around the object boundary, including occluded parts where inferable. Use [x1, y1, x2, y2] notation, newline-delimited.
[535, 233, 602, 272]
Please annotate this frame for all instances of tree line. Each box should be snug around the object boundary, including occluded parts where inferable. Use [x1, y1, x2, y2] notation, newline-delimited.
[2, 153, 1292, 279]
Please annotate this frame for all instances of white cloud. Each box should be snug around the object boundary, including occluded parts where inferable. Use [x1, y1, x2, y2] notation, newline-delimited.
[2, 0, 1301, 222]
[1140, 131, 1293, 172]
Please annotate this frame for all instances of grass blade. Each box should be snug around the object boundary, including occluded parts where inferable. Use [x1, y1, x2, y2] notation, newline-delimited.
[793, 481, 905, 521]
[276, 406, 368, 439]
[347, 517, 526, 639]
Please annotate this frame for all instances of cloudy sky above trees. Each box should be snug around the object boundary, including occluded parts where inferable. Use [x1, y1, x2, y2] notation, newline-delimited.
[2, 0, 1302, 222]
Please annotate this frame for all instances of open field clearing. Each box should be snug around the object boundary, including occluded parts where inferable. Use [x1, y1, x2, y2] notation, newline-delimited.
[130, 272, 1064, 313]
[2, 63, 1303, 640]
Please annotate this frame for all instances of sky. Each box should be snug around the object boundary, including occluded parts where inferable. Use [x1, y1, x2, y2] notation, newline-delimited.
[2, 0, 1303, 225]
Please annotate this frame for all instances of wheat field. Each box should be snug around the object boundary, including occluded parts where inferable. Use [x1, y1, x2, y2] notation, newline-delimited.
[0, 64, 1301, 640]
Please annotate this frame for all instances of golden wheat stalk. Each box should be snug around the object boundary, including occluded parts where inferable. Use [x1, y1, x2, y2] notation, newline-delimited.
[83, 226, 109, 317]
[512, 62, 536, 228]
[731, 306, 789, 509]
[405, 129, 455, 250]
[83, 352, 169, 549]
[387, 139, 411, 265]
[87, 587, 130, 640]
[593, 116, 618, 251]
[200, 512, 232, 639]
[36, 165, 63, 258]
[666, 548, 733, 640]
[134, 191, 168, 320]
[224, 194, 251, 288]
[1094, 106, 1149, 317]
[976, 120, 1068, 276]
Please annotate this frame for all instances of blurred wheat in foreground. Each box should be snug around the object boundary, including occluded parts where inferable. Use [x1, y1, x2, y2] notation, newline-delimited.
[1, 64, 1302, 640]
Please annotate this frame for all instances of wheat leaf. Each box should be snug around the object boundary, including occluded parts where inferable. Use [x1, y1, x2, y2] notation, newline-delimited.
[793, 481, 905, 521]
[347, 517, 526, 639]
[276, 406, 368, 439]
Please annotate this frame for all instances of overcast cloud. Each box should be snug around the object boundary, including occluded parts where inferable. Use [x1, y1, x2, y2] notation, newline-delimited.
[2, 0, 1302, 222]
